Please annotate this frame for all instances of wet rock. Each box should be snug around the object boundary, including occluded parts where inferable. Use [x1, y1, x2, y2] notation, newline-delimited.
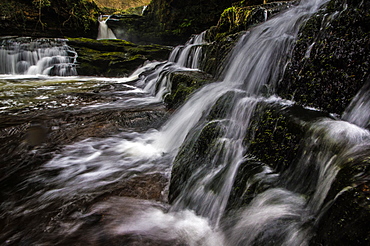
[164, 70, 213, 109]
[169, 121, 226, 203]
[227, 102, 332, 210]
[311, 144, 370, 245]
[106, 0, 242, 45]
[210, 1, 296, 41]
[278, 0, 370, 114]
[201, 1, 295, 76]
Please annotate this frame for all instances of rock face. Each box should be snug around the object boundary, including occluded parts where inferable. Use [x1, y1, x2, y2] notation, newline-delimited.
[278, 0, 370, 115]
[67, 37, 172, 76]
[164, 71, 214, 109]
[0, 0, 99, 38]
[201, 1, 294, 77]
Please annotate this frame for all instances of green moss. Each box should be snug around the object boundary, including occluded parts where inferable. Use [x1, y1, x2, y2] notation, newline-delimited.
[164, 71, 213, 109]
[67, 37, 171, 76]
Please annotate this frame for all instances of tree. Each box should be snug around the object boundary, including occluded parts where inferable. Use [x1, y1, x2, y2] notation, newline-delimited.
[33, 0, 51, 29]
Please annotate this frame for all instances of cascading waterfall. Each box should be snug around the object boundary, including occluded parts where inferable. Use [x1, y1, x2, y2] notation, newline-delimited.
[161, 1, 331, 230]
[7, 30, 210, 208]
[342, 80, 370, 128]
[118, 31, 207, 106]
[2, 0, 368, 245]
[168, 31, 206, 69]
[97, 15, 117, 40]
[0, 37, 77, 76]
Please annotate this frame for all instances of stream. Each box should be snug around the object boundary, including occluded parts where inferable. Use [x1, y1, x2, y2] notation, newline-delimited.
[1, 0, 369, 245]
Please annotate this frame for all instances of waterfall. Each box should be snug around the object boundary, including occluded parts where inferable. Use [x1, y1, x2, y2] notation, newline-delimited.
[118, 31, 207, 106]
[155, 0, 329, 153]
[142, 5, 148, 15]
[168, 31, 207, 69]
[97, 15, 117, 40]
[0, 37, 77, 76]
[4, 0, 368, 244]
[342, 79, 370, 128]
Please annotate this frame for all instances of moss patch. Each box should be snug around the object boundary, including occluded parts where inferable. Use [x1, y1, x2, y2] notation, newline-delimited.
[164, 71, 213, 109]
[67, 37, 172, 76]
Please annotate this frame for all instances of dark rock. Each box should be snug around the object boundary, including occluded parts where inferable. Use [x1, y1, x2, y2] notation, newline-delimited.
[278, 0, 370, 115]
[169, 120, 226, 203]
[311, 145, 370, 245]
[201, 1, 295, 77]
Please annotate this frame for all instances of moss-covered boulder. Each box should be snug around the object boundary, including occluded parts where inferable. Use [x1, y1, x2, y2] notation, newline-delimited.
[226, 102, 331, 210]
[210, 1, 295, 41]
[67, 37, 172, 76]
[278, 0, 370, 114]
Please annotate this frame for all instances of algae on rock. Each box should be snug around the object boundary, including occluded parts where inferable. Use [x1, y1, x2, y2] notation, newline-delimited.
[67, 37, 172, 76]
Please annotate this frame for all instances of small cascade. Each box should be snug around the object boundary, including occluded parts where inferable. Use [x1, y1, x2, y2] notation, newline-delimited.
[124, 31, 208, 105]
[142, 5, 148, 15]
[342, 79, 370, 129]
[97, 15, 117, 40]
[0, 37, 77, 76]
[168, 31, 207, 69]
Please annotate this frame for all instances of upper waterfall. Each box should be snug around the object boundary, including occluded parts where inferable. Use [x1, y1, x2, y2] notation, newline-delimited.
[97, 15, 117, 40]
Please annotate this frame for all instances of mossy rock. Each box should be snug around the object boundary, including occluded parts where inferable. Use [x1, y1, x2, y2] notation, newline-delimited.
[246, 102, 331, 172]
[213, 1, 294, 41]
[201, 1, 294, 77]
[164, 70, 213, 109]
[67, 37, 172, 76]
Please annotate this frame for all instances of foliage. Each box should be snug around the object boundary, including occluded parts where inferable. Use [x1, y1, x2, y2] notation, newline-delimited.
[32, 0, 51, 29]
[94, 0, 150, 10]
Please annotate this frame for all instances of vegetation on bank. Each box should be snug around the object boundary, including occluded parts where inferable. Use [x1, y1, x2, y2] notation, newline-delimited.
[0, 0, 99, 37]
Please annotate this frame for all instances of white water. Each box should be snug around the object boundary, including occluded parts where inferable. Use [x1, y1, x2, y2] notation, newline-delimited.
[342, 81, 370, 128]
[2, 0, 369, 245]
[169, 31, 207, 69]
[97, 15, 117, 40]
[0, 38, 77, 76]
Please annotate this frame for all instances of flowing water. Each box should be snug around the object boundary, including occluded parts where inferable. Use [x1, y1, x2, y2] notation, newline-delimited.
[0, 37, 77, 76]
[97, 15, 117, 40]
[1, 0, 368, 245]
